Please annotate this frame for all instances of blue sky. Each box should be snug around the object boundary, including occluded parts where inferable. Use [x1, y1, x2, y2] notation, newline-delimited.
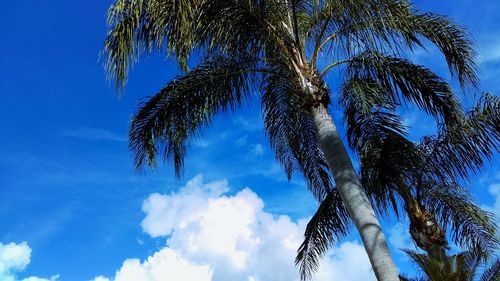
[0, 1, 499, 280]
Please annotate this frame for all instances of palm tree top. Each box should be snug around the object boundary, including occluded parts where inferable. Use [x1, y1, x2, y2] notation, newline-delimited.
[102, 1, 497, 280]
[103, 0, 480, 174]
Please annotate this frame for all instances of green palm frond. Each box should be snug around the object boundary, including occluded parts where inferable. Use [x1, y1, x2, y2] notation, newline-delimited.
[103, 0, 197, 88]
[360, 134, 421, 216]
[129, 54, 259, 176]
[403, 249, 495, 281]
[262, 66, 332, 200]
[310, 0, 477, 87]
[405, 12, 478, 87]
[423, 94, 499, 181]
[340, 77, 408, 152]
[422, 183, 499, 258]
[295, 189, 350, 281]
[403, 249, 440, 280]
[467, 93, 500, 142]
[346, 51, 462, 122]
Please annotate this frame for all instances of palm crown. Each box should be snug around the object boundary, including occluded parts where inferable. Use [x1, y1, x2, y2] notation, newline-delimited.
[400, 250, 500, 281]
[103, 0, 495, 280]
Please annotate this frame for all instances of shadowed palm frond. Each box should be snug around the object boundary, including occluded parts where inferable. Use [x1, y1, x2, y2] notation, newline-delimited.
[103, 0, 197, 88]
[359, 134, 422, 216]
[423, 93, 500, 181]
[422, 183, 499, 258]
[403, 249, 439, 280]
[311, 0, 478, 87]
[295, 189, 350, 281]
[262, 65, 332, 201]
[480, 259, 500, 281]
[340, 77, 408, 152]
[130, 54, 259, 176]
[403, 249, 495, 281]
[340, 77, 416, 215]
[346, 51, 463, 122]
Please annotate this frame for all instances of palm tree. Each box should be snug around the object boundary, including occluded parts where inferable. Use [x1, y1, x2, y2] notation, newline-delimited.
[400, 250, 500, 281]
[360, 94, 499, 259]
[300, 94, 499, 276]
[103, 1, 481, 280]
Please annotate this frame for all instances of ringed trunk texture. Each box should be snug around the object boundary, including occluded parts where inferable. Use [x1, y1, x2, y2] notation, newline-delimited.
[311, 104, 399, 281]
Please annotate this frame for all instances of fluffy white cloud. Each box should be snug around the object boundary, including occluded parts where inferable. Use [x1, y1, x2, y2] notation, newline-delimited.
[96, 175, 375, 281]
[0, 242, 59, 281]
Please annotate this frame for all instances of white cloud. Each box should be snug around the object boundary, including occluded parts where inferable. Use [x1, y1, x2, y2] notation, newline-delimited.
[112, 249, 212, 281]
[0, 242, 59, 281]
[91, 276, 111, 281]
[22, 277, 59, 281]
[96, 176, 375, 281]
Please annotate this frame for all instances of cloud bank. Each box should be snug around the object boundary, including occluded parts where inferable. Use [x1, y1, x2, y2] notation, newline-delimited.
[0, 242, 59, 281]
[94, 176, 376, 281]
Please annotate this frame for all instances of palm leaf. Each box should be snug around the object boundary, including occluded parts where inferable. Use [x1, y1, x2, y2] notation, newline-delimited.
[422, 184, 499, 258]
[262, 65, 332, 201]
[480, 259, 500, 281]
[103, 0, 196, 88]
[295, 189, 350, 281]
[129, 54, 258, 176]
[346, 51, 462, 122]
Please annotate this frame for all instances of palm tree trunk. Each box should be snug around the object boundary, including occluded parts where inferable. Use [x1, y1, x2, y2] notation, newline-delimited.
[311, 104, 399, 281]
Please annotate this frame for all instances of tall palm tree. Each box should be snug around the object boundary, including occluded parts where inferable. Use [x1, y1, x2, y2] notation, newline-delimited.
[103, 1, 481, 280]
[400, 250, 500, 281]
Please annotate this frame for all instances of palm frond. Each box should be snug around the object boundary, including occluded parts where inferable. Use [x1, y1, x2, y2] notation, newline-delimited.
[129, 54, 258, 176]
[103, 0, 196, 88]
[346, 51, 463, 122]
[423, 93, 499, 181]
[262, 66, 332, 200]
[422, 184, 499, 257]
[340, 77, 414, 215]
[406, 12, 478, 87]
[295, 189, 350, 281]
[340, 77, 408, 152]
[359, 134, 421, 217]
[480, 259, 500, 281]
[309, 0, 478, 87]
[403, 249, 440, 281]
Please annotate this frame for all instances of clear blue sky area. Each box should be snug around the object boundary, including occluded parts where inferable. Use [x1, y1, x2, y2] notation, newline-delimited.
[1, 1, 499, 280]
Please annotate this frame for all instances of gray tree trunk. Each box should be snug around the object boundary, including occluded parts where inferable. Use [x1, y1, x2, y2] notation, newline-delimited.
[311, 104, 399, 281]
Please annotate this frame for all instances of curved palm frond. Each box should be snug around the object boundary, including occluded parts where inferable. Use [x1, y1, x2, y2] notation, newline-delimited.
[422, 183, 499, 258]
[310, 0, 478, 87]
[403, 249, 441, 281]
[346, 51, 463, 122]
[103, 0, 197, 88]
[480, 259, 500, 281]
[403, 249, 496, 281]
[360, 134, 421, 216]
[423, 93, 500, 181]
[262, 65, 332, 201]
[340, 77, 408, 152]
[130, 54, 259, 176]
[295, 189, 350, 281]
